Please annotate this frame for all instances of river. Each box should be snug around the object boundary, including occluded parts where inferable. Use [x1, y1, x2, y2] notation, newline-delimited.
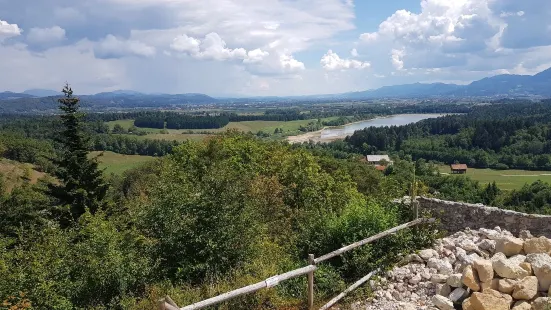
[287, 113, 449, 144]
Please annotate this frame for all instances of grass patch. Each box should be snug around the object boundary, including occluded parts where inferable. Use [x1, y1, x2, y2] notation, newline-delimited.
[106, 119, 136, 130]
[90, 151, 155, 175]
[0, 158, 46, 192]
[438, 165, 551, 190]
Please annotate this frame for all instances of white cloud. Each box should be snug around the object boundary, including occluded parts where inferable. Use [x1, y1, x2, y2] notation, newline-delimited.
[2, 0, 551, 96]
[279, 53, 305, 72]
[244, 49, 270, 64]
[171, 32, 269, 63]
[359, 32, 378, 43]
[500, 11, 525, 18]
[94, 34, 156, 59]
[355, 0, 512, 73]
[0, 39, 129, 93]
[391, 49, 405, 70]
[0, 0, 357, 95]
[321, 50, 370, 71]
[27, 26, 66, 44]
[0, 20, 22, 41]
[170, 34, 201, 54]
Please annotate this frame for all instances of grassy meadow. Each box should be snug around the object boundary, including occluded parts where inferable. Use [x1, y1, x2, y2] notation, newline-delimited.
[0, 158, 47, 192]
[106, 117, 340, 142]
[438, 165, 551, 190]
[90, 151, 155, 174]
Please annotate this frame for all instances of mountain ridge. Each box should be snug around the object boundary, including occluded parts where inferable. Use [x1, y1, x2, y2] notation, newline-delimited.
[2, 66, 550, 103]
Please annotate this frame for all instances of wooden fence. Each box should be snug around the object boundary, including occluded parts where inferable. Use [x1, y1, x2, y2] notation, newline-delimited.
[158, 217, 434, 310]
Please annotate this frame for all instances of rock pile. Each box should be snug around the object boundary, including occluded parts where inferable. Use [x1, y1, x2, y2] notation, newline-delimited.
[363, 227, 551, 310]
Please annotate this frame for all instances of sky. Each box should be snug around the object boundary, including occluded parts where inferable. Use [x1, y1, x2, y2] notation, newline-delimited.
[1, 0, 551, 96]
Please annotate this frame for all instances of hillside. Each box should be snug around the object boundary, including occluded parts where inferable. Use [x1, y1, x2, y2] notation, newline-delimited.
[0, 158, 47, 192]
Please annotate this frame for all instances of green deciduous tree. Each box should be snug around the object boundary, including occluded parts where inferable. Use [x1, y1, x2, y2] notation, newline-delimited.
[48, 84, 109, 223]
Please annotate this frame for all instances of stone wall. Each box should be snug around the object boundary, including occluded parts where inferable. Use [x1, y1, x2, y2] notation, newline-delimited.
[417, 197, 551, 237]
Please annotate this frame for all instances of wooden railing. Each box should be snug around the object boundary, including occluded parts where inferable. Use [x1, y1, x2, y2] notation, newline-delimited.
[158, 217, 435, 310]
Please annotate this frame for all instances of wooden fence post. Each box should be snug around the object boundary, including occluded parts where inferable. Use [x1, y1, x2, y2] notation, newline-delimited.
[158, 298, 166, 310]
[308, 254, 315, 309]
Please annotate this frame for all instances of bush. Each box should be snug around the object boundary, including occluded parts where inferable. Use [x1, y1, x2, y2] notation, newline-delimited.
[492, 163, 509, 170]
[0, 212, 153, 309]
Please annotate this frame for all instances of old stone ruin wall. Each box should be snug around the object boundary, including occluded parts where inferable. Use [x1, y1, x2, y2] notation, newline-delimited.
[416, 197, 551, 238]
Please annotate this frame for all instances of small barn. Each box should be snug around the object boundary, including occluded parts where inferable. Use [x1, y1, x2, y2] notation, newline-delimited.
[365, 155, 393, 165]
[450, 164, 468, 174]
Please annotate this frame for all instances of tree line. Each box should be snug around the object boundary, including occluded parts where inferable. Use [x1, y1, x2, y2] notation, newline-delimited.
[344, 101, 551, 170]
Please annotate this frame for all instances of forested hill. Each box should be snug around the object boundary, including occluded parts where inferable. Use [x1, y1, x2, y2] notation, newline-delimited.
[345, 100, 551, 170]
[0, 92, 217, 113]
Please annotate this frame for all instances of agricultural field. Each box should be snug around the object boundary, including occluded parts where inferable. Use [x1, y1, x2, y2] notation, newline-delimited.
[106, 119, 135, 130]
[106, 117, 340, 141]
[438, 165, 551, 190]
[90, 151, 155, 174]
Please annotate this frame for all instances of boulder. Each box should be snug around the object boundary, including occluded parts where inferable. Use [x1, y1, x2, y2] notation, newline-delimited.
[462, 265, 480, 291]
[404, 254, 424, 264]
[473, 259, 494, 282]
[511, 301, 531, 310]
[437, 283, 452, 297]
[460, 239, 479, 252]
[469, 290, 512, 310]
[491, 252, 507, 263]
[532, 297, 551, 310]
[462, 297, 474, 310]
[447, 274, 463, 288]
[495, 236, 524, 257]
[432, 274, 449, 284]
[511, 276, 538, 300]
[428, 258, 454, 275]
[419, 249, 437, 261]
[497, 279, 516, 294]
[478, 239, 496, 254]
[519, 262, 532, 275]
[449, 287, 469, 303]
[480, 228, 501, 240]
[508, 255, 526, 266]
[409, 274, 422, 285]
[493, 257, 531, 279]
[518, 230, 533, 240]
[524, 237, 551, 254]
[526, 253, 551, 291]
[432, 295, 454, 310]
[480, 279, 499, 292]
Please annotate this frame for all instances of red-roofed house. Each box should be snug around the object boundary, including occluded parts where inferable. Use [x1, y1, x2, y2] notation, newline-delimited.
[450, 164, 468, 174]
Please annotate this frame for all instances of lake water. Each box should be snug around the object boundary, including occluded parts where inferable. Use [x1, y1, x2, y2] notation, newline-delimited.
[321, 114, 449, 139]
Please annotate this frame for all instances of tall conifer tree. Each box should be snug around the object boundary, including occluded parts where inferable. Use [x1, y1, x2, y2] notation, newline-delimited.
[48, 84, 109, 221]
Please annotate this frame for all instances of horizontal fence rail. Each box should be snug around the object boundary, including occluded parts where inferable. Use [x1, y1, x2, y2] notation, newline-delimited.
[314, 217, 435, 264]
[159, 217, 435, 310]
[180, 266, 317, 310]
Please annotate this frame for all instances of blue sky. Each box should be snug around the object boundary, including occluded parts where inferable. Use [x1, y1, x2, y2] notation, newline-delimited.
[1, 0, 550, 96]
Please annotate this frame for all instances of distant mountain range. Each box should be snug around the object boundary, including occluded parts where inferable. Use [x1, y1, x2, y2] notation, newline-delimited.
[341, 67, 551, 99]
[0, 90, 219, 113]
[1, 67, 550, 113]
[23, 89, 62, 97]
